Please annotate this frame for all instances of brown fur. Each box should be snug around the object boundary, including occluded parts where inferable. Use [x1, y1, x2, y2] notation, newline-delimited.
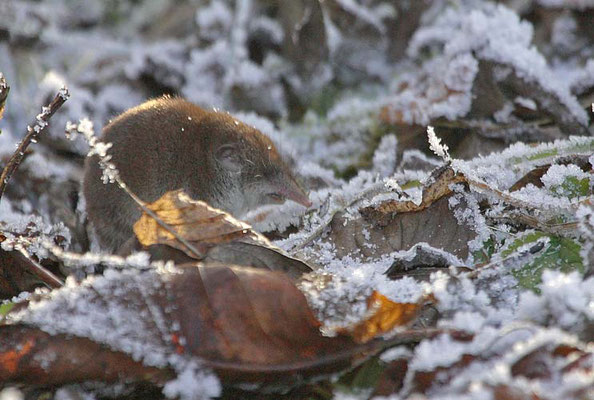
[83, 97, 309, 251]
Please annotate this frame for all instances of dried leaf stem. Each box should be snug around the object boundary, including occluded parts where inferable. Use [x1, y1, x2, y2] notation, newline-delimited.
[15, 244, 64, 288]
[114, 179, 205, 259]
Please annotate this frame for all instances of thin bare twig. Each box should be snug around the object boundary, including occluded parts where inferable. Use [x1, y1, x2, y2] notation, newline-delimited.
[0, 86, 70, 202]
[465, 236, 548, 279]
[15, 244, 64, 288]
[114, 178, 206, 259]
[488, 212, 579, 238]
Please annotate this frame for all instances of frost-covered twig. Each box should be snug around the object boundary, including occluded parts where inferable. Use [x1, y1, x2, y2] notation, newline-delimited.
[42, 240, 152, 271]
[0, 86, 70, 202]
[466, 235, 549, 278]
[488, 212, 579, 238]
[66, 119, 204, 259]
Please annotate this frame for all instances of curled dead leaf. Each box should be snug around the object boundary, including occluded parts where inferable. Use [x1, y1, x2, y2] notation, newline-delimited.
[325, 165, 474, 261]
[133, 190, 254, 256]
[360, 165, 465, 223]
[133, 190, 312, 278]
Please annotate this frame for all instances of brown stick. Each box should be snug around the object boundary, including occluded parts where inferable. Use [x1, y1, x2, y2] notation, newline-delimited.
[0, 87, 70, 202]
[15, 245, 64, 288]
[115, 179, 206, 259]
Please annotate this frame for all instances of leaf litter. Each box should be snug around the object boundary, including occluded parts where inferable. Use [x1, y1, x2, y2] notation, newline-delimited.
[1, 0, 594, 399]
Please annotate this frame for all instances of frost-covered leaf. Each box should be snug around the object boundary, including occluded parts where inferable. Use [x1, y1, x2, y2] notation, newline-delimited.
[501, 231, 584, 291]
[385, 243, 467, 281]
[1, 263, 387, 392]
[347, 167, 474, 259]
[329, 196, 475, 261]
[509, 155, 593, 196]
[404, 328, 594, 398]
[380, 52, 479, 126]
[451, 137, 594, 214]
[516, 270, 594, 339]
[551, 174, 590, 198]
[361, 165, 464, 220]
[381, 3, 590, 135]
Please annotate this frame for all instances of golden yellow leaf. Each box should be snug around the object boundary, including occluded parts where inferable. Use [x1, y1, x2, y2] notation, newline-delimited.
[346, 291, 422, 343]
[134, 190, 264, 257]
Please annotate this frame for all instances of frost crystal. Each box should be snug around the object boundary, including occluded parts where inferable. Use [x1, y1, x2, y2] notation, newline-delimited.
[427, 126, 451, 162]
[66, 119, 120, 184]
[58, 85, 70, 100]
[162, 360, 221, 400]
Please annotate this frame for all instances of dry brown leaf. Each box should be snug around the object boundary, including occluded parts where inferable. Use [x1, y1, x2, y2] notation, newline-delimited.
[134, 189, 255, 255]
[360, 165, 465, 223]
[340, 291, 423, 343]
[329, 193, 475, 261]
[1, 263, 384, 387]
[508, 165, 549, 192]
[0, 249, 45, 298]
[133, 189, 312, 278]
[0, 325, 171, 386]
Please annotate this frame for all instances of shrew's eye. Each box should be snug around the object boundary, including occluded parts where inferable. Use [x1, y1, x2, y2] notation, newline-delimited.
[268, 193, 285, 202]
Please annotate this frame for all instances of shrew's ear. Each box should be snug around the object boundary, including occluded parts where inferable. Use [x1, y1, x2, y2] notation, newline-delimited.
[215, 144, 242, 171]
